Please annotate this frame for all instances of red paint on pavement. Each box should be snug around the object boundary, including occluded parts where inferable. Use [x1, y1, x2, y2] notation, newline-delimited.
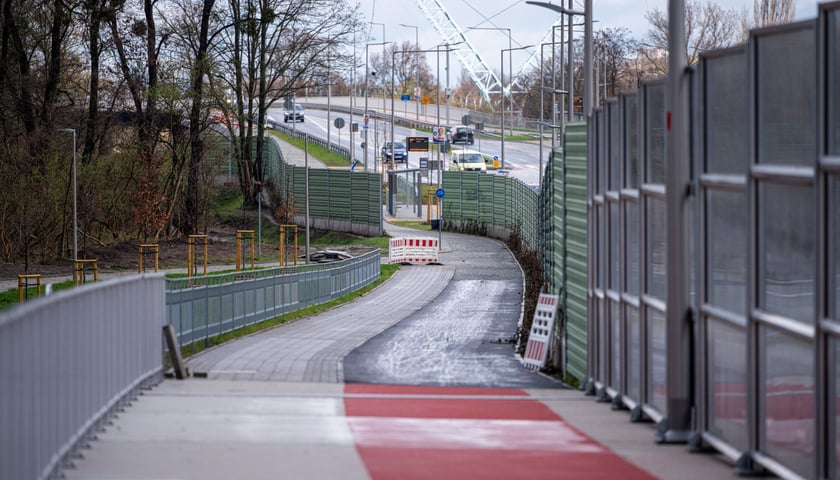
[344, 384, 656, 479]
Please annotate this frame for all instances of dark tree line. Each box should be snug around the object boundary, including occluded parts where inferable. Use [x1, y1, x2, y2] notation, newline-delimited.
[0, 0, 358, 263]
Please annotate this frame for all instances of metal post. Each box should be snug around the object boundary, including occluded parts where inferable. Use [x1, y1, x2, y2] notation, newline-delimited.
[567, 0, 575, 123]
[58, 128, 78, 261]
[501, 48, 506, 170]
[364, 44, 370, 172]
[500, 45, 533, 170]
[399, 23, 420, 121]
[661, 0, 692, 443]
[364, 41, 388, 173]
[350, 32, 356, 168]
[304, 138, 310, 263]
[327, 39, 331, 149]
[584, 0, 593, 117]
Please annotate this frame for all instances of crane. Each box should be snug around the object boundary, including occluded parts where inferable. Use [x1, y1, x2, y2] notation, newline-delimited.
[415, 0, 502, 107]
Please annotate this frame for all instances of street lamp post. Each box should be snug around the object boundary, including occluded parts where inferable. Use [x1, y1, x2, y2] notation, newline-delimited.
[368, 22, 386, 112]
[391, 47, 441, 180]
[526, 0, 591, 117]
[58, 128, 77, 261]
[500, 45, 533, 170]
[399, 23, 420, 121]
[364, 41, 389, 173]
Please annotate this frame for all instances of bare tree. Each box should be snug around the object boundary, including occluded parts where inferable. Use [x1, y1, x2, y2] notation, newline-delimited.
[214, 0, 358, 208]
[594, 28, 639, 100]
[642, 0, 744, 76]
[753, 0, 795, 27]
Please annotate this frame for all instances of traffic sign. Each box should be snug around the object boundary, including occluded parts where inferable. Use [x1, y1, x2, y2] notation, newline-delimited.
[436, 188, 445, 199]
[334, 117, 345, 129]
[401, 94, 410, 101]
[414, 87, 420, 99]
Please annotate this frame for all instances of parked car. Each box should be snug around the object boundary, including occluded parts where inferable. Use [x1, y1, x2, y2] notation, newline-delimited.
[250, 111, 278, 129]
[449, 149, 486, 172]
[381, 141, 407, 163]
[284, 104, 305, 123]
[448, 125, 474, 145]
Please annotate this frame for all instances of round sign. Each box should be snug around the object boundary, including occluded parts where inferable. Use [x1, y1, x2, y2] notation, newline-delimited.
[334, 117, 345, 129]
[360, 142, 367, 150]
[435, 188, 445, 199]
[461, 114, 471, 125]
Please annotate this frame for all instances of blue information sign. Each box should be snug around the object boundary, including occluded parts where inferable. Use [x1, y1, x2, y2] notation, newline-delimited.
[436, 188, 445, 199]
[401, 94, 410, 101]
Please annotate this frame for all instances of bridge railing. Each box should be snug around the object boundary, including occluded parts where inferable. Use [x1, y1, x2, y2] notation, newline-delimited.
[165, 249, 381, 347]
[0, 274, 166, 480]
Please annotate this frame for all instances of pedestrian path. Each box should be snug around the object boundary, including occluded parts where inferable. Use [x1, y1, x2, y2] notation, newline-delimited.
[185, 265, 453, 382]
[62, 379, 736, 480]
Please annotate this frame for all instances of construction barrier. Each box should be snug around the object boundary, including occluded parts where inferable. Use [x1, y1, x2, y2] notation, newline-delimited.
[388, 237, 439, 265]
[522, 293, 559, 371]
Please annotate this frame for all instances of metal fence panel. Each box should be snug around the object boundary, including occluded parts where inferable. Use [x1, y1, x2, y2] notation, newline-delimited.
[750, 21, 818, 479]
[0, 275, 165, 480]
[165, 250, 381, 347]
[563, 122, 588, 381]
[695, 45, 751, 461]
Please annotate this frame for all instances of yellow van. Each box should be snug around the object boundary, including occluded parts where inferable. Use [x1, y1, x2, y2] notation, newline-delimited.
[449, 149, 487, 172]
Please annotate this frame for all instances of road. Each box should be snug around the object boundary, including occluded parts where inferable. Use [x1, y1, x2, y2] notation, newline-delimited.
[270, 104, 548, 187]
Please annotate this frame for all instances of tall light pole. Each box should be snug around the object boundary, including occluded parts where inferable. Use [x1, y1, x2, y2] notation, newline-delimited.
[500, 45, 533, 170]
[391, 48, 440, 178]
[368, 22, 386, 112]
[436, 41, 464, 141]
[527, 1, 591, 117]
[364, 41, 389, 173]
[399, 23, 420, 121]
[58, 128, 77, 261]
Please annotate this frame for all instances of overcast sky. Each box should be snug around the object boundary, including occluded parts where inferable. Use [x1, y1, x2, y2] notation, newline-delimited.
[353, 0, 820, 81]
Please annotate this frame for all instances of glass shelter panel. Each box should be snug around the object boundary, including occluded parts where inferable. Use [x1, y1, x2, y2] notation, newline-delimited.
[760, 328, 815, 479]
[648, 307, 667, 413]
[625, 201, 640, 296]
[609, 202, 620, 290]
[835, 339, 840, 476]
[830, 9, 840, 153]
[611, 300, 621, 391]
[707, 318, 748, 451]
[646, 197, 667, 300]
[624, 95, 639, 188]
[707, 190, 747, 314]
[706, 51, 748, 174]
[758, 183, 815, 321]
[834, 176, 840, 318]
[645, 84, 666, 184]
[756, 28, 816, 166]
[609, 101, 621, 191]
[627, 306, 641, 401]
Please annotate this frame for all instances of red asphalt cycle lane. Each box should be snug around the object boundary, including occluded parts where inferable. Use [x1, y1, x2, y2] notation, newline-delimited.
[344, 384, 656, 480]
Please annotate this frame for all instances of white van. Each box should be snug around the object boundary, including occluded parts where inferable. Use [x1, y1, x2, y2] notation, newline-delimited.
[449, 149, 487, 172]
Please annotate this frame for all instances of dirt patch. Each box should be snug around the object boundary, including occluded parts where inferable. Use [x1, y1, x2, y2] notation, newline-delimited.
[0, 222, 378, 282]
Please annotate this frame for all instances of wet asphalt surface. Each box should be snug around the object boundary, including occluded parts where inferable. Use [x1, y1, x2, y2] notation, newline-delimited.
[342, 229, 564, 389]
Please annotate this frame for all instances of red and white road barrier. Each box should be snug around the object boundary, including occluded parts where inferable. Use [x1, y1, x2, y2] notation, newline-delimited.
[389, 237, 439, 264]
[522, 293, 559, 371]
